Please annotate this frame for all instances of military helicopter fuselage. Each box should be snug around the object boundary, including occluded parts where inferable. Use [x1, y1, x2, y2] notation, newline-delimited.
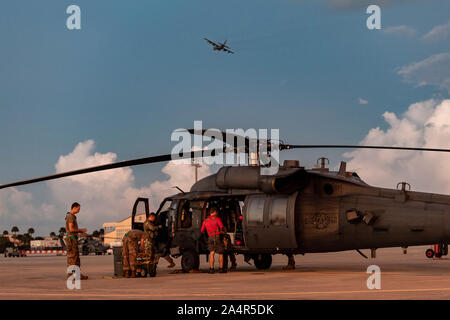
[3, 129, 450, 272]
[130, 158, 450, 271]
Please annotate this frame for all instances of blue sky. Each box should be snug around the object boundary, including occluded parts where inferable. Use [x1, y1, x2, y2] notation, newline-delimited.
[0, 0, 449, 235]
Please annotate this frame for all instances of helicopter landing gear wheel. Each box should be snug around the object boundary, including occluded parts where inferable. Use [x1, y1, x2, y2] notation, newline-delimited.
[253, 253, 272, 270]
[426, 249, 434, 259]
[181, 249, 199, 273]
[148, 263, 157, 277]
[137, 267, 147, 278]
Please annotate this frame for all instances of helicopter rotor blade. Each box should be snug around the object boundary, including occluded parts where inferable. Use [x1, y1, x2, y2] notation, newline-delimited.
[0, 148, 225, 190]
[2, 134, 450, 190]
[185, 129, 252, 152]
[185, 129, 450, 154]
[280, 144, 450, 153]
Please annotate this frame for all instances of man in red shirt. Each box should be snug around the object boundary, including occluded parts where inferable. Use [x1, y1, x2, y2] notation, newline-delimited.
[201, 207, 226, 273]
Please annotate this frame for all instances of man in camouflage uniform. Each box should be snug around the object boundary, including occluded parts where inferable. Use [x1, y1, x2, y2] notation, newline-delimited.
[160, 252, 176, 268]
[223, 231, 237, 271]
[65, 202, 88, 280]
[122, 229, 146, 278]
[283, 253, 295, 270]
[143, 213, 161, 263]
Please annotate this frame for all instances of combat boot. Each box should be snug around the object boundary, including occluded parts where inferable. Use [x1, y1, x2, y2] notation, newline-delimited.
[130, 270, 136, 278]
[209, 268, 215, 274]
[124, 270, 130, 278]
[80, 274, 89, 280]
[283, 264, 295, 270]
[219, 268, 227, 273]
[230, 263, 237, 271]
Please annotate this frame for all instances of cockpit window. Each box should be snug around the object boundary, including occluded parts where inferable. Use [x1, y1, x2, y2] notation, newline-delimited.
[158, 200, 171, 213]
[178, 200, 193, 229]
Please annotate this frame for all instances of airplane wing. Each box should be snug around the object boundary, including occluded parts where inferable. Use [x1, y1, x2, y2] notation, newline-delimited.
[223, 48, 234, 54]
[204, 38, 218, 46]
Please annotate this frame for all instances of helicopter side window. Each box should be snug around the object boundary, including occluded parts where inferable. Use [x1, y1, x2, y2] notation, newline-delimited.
[270, 197, 288, 226]
[178, 200, 193, 229]
[247, 197, 265, 225]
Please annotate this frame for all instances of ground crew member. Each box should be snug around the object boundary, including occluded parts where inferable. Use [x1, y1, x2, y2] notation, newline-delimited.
[143, 213, 161, 263]
[201, 207, 226, 273]
[283, 253, 295, 270]
[161, 252, 176, 268]
[223, 232, 237, 271]
[65, 202, 88, 280]
[122, 229, 146, 278]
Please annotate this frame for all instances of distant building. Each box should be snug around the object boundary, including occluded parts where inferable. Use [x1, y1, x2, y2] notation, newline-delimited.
[102, 214, 146, 246]
[30, 239, 61, 250]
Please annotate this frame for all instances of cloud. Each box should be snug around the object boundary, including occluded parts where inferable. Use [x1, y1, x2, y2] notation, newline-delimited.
[344, 99, 450, 194]
[0, 187, 56, 232]
[383, 25, 416, 37]
[358, 98, 369, 105]
[49, 140, 211, 227]
[397, 52, 450, 93]
[0, 140, 211, 235]
[422, 20, 450, 43]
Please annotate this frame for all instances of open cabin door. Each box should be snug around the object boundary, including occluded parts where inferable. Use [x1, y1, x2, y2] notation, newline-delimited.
[243, 193, 298, 250]
[131, 197, 150, 230]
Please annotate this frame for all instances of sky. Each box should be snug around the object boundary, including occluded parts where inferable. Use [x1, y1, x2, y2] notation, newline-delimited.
[0, 0, 449, 236]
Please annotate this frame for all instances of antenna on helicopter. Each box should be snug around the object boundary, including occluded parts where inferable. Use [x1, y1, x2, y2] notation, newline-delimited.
[173, 186, 186, 194]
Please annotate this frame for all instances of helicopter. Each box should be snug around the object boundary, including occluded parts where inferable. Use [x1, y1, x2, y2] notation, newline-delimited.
[1, 129, 450, 272]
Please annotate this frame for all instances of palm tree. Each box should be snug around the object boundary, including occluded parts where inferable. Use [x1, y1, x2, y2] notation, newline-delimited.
[22, 233, 32, 246]
[27, 228, 35, 238]
[99, 228, 105, 240]
[92, 230, 99, 237]
[59, 227, 66, 234]
[2, 230, 8, 236]
[50, 232, 56, 238]
[11, 226, 19, 236]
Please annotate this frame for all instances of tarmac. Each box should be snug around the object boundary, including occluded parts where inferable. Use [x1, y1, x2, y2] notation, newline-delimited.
[1, 245, 450, 299]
